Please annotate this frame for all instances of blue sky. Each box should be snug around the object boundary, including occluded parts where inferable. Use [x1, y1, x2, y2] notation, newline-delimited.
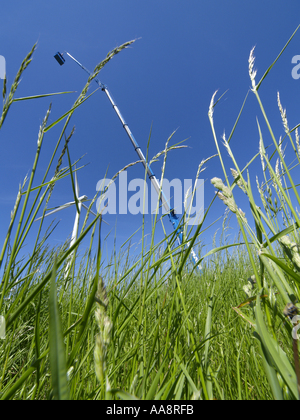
[1, 1, 300, 266]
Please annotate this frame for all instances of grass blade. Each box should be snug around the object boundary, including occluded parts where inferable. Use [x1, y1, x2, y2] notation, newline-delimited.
[0, 367, 36, 400]
[255, 293, 298, 399]
[44, 88, 100, 132]
[13, 91, 75, 101]
[49, 257, 70, 400]
[253, 332, 284, 400]
[256, 24, 300, 90]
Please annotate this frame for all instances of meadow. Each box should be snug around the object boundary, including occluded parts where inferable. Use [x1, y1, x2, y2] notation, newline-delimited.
[1, 31, 300, 400]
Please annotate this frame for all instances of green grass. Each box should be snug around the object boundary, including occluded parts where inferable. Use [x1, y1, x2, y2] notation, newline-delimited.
[0, 237, 275, 400]
[1, 30, 300, 400]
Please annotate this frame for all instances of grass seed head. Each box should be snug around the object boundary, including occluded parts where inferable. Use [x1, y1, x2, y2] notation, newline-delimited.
[277, 92, 289, 134]
[208, 90, 218, 120]
[296, 128, 300, 156]
[279, 235, 300, 270]
[211, 177, 233, 199]
[231, 168, 247, 192]
[259, 136, 266, 171]
[248, 47, 257, 90]
[211, 177, 225, 191]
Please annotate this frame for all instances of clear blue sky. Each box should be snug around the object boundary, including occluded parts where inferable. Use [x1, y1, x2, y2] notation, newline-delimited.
[1, 1, 300, 265]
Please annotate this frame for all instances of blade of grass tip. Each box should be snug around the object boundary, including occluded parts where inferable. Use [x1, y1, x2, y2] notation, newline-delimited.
[227, 90, 250, 144]
[13, 91, 76, 102]
[209, 89, 228, 114]
[49, 257, 70, 400]
[43, 87, 100, 132]
[256, 24, 300, 90]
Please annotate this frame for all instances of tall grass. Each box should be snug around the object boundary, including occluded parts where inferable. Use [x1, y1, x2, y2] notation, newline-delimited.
[210, 25, 300, 400]
[1, 29, 300, 400]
